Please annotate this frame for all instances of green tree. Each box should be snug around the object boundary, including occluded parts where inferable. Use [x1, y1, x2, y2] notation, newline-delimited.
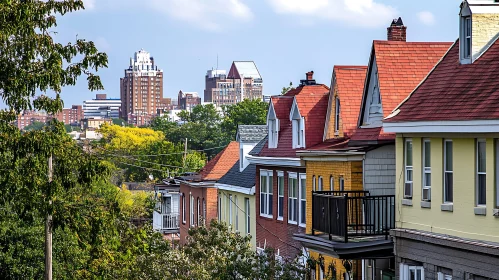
[221, 98, 269, 140]
[281, 82, 295, 95]
[23, 121, 46, 131]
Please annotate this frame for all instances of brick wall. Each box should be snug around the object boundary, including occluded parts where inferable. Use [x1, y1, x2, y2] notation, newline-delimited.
[255, 165, 305, 260]
[179, 182, 218, 245]
[472, 14, 499, 59]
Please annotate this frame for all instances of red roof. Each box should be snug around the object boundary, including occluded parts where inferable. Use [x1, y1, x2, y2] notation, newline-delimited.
[199, 141, 239, 181]
[258, 84, 329, 158]
[352, 40, 452, 141]
[334, 66, 367, 137]
[387, 39, 499, 122]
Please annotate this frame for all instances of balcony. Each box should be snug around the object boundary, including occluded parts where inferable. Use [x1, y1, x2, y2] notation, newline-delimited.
[153, 211, 180, 233]
[312, 191, 395, 243]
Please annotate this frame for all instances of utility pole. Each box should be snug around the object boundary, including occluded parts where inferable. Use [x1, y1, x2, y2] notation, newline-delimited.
[45, 154, 53, 280]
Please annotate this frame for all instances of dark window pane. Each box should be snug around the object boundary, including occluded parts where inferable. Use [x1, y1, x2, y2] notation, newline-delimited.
[478, 174, 486, 205]
[445, 173, 453, 202]
[478, 141, 486, 172]
[261, 194, 265, 214]
[445, 141, 453, 171]
[269, 194, 273, 215]
[300, 201, 306, 224]
[406, 141, 413, 166]
[424, 141, 431, 167]
[278, 197, 284, 217]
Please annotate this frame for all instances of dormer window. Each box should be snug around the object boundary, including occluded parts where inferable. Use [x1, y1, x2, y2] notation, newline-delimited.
[463, 16, 471, 59]
[268, 118, 279, 148]
[459, 2, 472, 64]
[292, 117, 305, 149]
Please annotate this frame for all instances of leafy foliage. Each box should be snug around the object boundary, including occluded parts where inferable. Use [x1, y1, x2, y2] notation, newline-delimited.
[23, 120, 47, 131]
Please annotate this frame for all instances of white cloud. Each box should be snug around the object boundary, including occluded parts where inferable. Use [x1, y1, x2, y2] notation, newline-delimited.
[82, 0, 95, 10]
[267, 0, 398, 28]
[417, 11, 436, 26]
[148, 0, 253, 31]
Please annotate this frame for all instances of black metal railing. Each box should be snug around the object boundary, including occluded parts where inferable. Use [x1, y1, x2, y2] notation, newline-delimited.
[312, 191, 395, 243]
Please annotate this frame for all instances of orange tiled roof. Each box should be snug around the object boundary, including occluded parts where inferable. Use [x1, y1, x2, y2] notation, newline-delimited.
[372, 40, 452, 118]
[334, 66, 367, 136]
[199, 141, 239, 181]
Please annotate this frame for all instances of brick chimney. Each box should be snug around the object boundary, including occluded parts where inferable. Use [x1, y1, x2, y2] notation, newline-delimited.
[387, 17, 406, 42]
[306, 71, 314, 80]
[300, 71, 317, 86]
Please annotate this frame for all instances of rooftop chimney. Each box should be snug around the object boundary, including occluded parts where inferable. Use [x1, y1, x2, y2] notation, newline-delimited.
[387, 17, 407, 42]
[300, 71, 317, 86]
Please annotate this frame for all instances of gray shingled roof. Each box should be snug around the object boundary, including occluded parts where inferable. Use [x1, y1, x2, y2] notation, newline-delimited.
[217, 161, 256, 189]
[236, 125, 267, 143]
[248, 135, 267, 156]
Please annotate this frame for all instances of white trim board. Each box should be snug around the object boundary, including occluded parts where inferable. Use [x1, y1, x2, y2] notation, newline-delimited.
[384, 119, 499, 133]
[215, 183, 255, 195]
[246, 155, 304, 167]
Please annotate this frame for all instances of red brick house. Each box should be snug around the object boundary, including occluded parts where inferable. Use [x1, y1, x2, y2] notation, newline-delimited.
[179, 141, 239, 244]
[247, 71, 329, 260]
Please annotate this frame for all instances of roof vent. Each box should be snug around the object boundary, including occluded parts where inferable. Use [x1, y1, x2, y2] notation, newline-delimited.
[300, 71, 316, 86]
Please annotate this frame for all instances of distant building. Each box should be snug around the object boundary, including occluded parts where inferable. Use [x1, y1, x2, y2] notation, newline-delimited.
[54, 105, 84, 126]
[80, 117, 112, 130]
[178, 91, 201, 111]
[120, 49, 164, 124]
[83, 94, 121, 119]
[204, 61, 263, 107]
[15, 110, 50, 130]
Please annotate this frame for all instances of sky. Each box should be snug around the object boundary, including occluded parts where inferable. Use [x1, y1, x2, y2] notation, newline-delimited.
[48, 0, 460, 107]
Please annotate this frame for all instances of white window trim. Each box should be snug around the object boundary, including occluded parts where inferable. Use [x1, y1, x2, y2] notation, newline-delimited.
[444, 140, 453, 204]
[330, 176, 334, 191]
[318, 176, 323, 191]
[190, 195, 194, 227]
[312, 175, 316, 191]
[404, 139, 413, 199]
[422, 139, 431, 201]
[182, 194, 186, 223]
[260, 170, 273, 218]
[400, 264, 424, 280]
[437, 272, 452, 280]
[299, 173, 307, 228]
[460, 14, 472, 63]
[292, 116, 305, 149]
[268, 118, 279, 149]
[197, 198, 200, 226]
[288, 172, 298, 225]
[277, 171, 284, 221]
[476, 139, 487, 207]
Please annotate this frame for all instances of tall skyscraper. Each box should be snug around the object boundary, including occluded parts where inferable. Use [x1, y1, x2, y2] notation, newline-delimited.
[204, 61, 263, 107]
[120, 49, 163, 125]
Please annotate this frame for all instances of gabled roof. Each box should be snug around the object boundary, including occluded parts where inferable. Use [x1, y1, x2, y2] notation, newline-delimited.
[359, 41, 453, 122]
[236, 125, 267, 143]
[217, 162, 257, 189]
[386, 38, 499, 122]
[325, 66, 367, 138]
[257, 83, 329, 158]
[227, 61, 262, 80]
[199, 141, 239, 181]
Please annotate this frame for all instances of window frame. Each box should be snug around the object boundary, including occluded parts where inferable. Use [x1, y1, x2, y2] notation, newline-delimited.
[288, 172, 299, 225]
[400, 264, 424, 280]
[182, 193, 186, 224]
[318, 176, 323, 191]
[330, 176, 334, 191]
[197, 197, 200, 226]
[463, 16, 472, 59]
[444, 140, 454, 203]
[476, 139, 487, 206]
[312, 175, 316, 191]
[245, 198, 250, 235]
[190, 194, 194, 227]
[277, 171, 284, 221]
[299, 173, 307, 228]
[404, 138, 413, 199]
[422, 139, 431, 201]
[335, 97, 340, 133]
[259, 170, 274, 218]
[218, 195, 222, 221]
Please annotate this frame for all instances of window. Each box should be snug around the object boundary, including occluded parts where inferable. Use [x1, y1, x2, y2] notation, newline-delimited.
[318, 176, 323, 191]
[203, 199, 206, 225]
[288, 173, 298, 224]
[461, 16, 472, 60]
[330, 176, 334, 191]
[229, 194, 233, 226]
[422, 139, 431, 201]
[277, 172, 284, 220]
[404, 139, 413, 198]
[268, 118, 279, 148]
[312, 176, 316, 191]
[496, 140, 499, 208]
[245, 198, 250, 234]
[477, 139, 486, 206]
[299, 174, 307, 227]
[235, 195, 239, 231]
[182, 194, 186, 223]
[292, 117, 305, 148]
[240, 148, 244, 169]
[339, 177, 344, 191]
[218, 195, 222, 220]
[335, 97, 340, 133]
[400, 264, 424, 280]
[444, 140, 453, 203]
[197, 198, 200, 226]
[190, 195, 194, 226]
[437, 272, 452, 280]
[260, 170, 273, 218]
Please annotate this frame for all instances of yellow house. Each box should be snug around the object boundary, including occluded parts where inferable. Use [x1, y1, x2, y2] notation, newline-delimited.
[384, 2, 499, 279]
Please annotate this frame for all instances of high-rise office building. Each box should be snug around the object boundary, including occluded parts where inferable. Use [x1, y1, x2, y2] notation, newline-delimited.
[120, 49, 163, 125]
[204, 61, 263, 107]
[83, 94, 121, 119]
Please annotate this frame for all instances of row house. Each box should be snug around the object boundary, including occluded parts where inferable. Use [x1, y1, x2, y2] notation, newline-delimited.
[247, 71, 330, 260]
[384, 1, 499, 279]
[293, 19, 452, 280]
[178, 141, 239, 244]
[216, 125, 267, 248]
[153, 179, 181, 240]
